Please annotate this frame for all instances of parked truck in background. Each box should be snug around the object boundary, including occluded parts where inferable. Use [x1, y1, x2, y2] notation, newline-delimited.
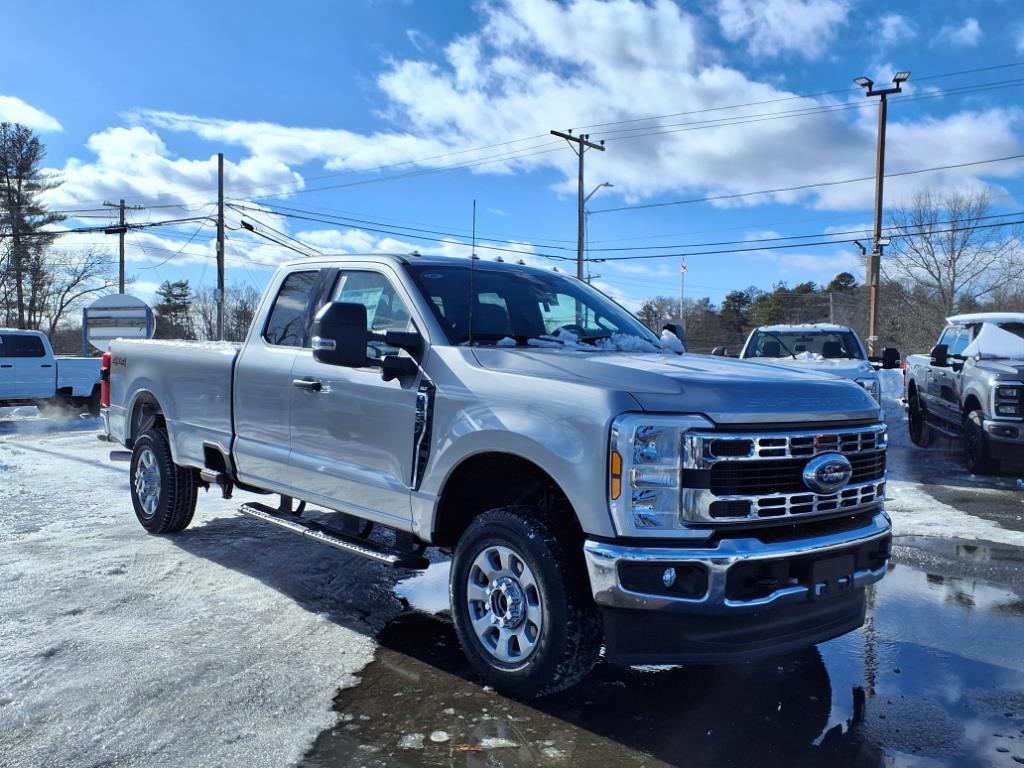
[0, 329, 101, 416]
[905, 312, 1024, 474]
[733, 323, 898, 403]
[102, 254, 892, 697]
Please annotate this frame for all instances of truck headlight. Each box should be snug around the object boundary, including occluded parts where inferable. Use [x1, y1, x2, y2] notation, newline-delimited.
[608, 413, 714, 535]
[856, 377, 880, 402]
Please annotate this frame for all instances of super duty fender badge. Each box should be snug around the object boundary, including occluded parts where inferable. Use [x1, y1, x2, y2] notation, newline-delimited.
[802, 452, 853, 494]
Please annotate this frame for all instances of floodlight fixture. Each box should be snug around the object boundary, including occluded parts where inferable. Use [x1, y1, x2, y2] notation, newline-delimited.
[878, 236, 892, 247]
[892, 71, 911, 84]
[854, 76, 874, 88]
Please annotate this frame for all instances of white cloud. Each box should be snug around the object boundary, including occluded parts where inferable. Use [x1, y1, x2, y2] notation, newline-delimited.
[937, 17, 982, 48]
[0, 96, 62, 132]
[714, 0, 849, 59]
[1016, 26, 1024, 55]
[879, 14, 916, 46]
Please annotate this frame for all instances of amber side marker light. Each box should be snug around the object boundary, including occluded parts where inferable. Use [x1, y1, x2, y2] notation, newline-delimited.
[610, 450, 622, 500]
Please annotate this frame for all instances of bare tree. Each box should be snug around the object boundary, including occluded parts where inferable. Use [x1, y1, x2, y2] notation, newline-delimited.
[884, 190, 1024, 318]
[38, 247, 118, 336]
[0, 123, 63, 328]
[192, 283, 262, 342]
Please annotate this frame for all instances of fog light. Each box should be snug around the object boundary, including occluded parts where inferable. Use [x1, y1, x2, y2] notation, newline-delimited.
[662, 567, 677, 588]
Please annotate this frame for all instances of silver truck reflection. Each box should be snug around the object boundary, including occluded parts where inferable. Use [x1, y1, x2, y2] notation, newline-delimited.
[905, 312, 1024, 474]
[101, 255, 891, 697]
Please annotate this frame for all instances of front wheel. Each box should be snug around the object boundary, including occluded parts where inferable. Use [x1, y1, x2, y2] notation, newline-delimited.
[130, 428, 198, 533]
[449, 506, 601, 698]
[963, 409, 999, 475]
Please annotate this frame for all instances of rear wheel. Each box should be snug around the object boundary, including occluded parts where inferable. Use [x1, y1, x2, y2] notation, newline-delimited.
[449, 506, 601, 698]
[963, 409, 999, 475]
[130, 428, 198, 533]
[907, 392, 933, 447]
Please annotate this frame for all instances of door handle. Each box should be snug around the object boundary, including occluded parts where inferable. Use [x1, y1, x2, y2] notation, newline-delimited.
[40, 364, 52, 368]
[292, 378, 322, 392]
[0, 364, 11, 368]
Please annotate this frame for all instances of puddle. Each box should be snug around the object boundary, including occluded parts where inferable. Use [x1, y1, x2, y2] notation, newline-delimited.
[303, 560, 1024, 768]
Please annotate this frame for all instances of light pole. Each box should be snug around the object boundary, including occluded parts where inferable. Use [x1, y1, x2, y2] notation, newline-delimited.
[855, 70, 909, 356]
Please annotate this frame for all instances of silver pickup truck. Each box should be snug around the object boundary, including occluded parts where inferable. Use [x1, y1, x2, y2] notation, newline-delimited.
[102, 254, 891, 697]
[905, 312, 1024, 474]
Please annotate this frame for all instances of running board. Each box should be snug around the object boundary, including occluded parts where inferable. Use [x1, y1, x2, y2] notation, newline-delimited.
[238, 502, 429, 569]
[926, 416, 960, 439]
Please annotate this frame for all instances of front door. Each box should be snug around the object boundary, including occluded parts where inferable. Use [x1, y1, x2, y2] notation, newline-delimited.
[288, 267, 423, 527]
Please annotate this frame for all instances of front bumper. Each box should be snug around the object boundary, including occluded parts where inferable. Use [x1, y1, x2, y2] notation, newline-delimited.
[983, 417, 1024, 458]
[583, 511, 891, 664]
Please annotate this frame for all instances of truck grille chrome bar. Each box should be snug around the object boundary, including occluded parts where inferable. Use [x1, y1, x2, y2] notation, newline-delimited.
[683, 424, 887, 525]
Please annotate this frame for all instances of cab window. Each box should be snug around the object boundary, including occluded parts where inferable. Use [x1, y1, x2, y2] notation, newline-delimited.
[950, 326, 974, 356]
[1, 334, 46, 357]
[937, 327, 957, 349]
[333, 271, 414, 358]
[263, 270, 320, 347]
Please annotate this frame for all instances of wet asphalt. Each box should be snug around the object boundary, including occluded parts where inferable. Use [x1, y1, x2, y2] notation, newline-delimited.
[301, 432, 1024, 768]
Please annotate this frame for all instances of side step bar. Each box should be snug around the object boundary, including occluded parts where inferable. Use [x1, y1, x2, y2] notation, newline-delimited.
[238, 502, 429, 570]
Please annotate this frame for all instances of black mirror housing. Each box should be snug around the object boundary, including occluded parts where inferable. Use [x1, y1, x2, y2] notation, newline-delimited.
[312, 302, 369, 367]
[881, 347, 901, 369]
[930, 344, 949, 368]
[381, 355, 419, 382]
[662, 322, 688, 352]
[711, 346, 728, 357]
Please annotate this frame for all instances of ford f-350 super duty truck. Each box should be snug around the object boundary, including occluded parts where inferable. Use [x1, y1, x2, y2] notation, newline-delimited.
[102, 254, 891, 697]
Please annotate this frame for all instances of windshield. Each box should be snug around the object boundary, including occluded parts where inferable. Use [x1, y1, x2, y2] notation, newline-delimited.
[406, 263, 663, 350]
[743, 329, 865, 361]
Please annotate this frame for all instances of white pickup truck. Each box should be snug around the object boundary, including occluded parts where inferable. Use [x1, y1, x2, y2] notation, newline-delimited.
[102, 255, 891, 697]
[734, 323, 898, 402]
[0, 329, 101, 415]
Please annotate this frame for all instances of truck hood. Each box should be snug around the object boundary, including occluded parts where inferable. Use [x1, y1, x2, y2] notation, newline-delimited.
[472, 348, 880, 425]
[743, 357, 876, 381]
[972, 358, 1024, 378]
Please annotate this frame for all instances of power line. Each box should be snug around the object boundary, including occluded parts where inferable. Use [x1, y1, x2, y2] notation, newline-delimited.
[591, 153, 1024, 214]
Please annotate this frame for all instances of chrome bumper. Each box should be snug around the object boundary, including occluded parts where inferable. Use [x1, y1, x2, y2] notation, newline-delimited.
[584, 511, 891, 614]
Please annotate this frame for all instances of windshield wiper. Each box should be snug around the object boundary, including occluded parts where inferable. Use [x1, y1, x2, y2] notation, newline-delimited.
[763, 331, 797, 359]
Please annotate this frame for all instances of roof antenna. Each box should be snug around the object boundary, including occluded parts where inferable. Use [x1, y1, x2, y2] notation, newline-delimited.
[468, 199, 476, 346]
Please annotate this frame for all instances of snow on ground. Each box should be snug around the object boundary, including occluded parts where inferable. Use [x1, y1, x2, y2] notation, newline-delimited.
[0, 421, 403, 768]
[878, 369, 1024, 547]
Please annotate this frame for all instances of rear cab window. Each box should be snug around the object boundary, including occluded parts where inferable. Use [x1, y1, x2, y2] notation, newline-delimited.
[263, 271, 320, 347]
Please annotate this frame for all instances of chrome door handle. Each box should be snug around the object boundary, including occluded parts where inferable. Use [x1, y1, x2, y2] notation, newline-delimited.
[292, 378, 322, 392]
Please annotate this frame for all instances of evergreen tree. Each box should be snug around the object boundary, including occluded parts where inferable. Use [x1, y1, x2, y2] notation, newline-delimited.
[154, 279, 194, 338]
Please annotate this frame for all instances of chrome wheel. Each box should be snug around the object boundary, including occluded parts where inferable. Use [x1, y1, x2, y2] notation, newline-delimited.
[133, 447, 161, 518]
[466, 545, 543, 664]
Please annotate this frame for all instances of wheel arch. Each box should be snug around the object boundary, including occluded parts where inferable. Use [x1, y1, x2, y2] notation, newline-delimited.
[431, 451, 581, 548]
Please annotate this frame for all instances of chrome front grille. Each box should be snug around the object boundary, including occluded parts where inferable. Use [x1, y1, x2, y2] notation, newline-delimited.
[683, 424, 887, 525]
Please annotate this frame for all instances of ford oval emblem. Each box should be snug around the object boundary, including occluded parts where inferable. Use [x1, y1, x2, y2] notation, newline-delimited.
[802, 452, 853, 495]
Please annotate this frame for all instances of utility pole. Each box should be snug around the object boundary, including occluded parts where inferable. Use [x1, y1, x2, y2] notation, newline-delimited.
[551, 130, 605, 280]
[680, 259, 687, 329]
[216, 152, 225, 341]
[103, 199, 143, 293]
[855, 71, 909, 356]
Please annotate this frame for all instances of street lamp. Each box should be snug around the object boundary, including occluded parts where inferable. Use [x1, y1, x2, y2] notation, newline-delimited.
[582, 183, 614, 282]
[855, 70, 909, 356]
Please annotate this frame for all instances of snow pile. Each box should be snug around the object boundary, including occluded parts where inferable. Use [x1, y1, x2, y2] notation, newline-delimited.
[962, 322, 1024, 360]
[495, 337, 517, 347]
[525, 328, 663, 353]
[0, 429, 399, 768]
[659, 329, 685, 353]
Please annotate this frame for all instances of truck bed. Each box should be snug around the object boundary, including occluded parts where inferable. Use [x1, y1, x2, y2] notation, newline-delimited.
[107, 339, 241, 468]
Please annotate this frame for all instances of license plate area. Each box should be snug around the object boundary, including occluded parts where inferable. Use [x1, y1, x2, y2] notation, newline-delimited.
[809, 553, 856, 600]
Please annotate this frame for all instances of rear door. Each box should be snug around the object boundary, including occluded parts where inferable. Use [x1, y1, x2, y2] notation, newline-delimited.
[233, 269, 323, 490]
[287, 266, 423, 526]
[1, 333, 54, 399]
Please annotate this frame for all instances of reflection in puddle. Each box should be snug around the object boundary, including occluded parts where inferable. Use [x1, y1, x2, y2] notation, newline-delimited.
[302, 560, 1024, 768]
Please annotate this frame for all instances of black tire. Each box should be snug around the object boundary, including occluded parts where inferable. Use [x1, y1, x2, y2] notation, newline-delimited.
[907, 392, 933, 447]
[963, 409, 999, 475]
[449, 506, 602, 698]
[129, 428, 198, 533]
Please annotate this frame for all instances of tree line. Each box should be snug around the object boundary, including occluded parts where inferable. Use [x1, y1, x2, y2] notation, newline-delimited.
[637, 190, 1024, 356]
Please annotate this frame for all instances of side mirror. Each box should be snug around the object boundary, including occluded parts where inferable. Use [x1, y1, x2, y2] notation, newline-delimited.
[881, 347, 901, 370]
[711, 346, 728, 357]
[312, 302, 368, 367]
[930, 344, 949, 368]
[662, 322, 688, 352]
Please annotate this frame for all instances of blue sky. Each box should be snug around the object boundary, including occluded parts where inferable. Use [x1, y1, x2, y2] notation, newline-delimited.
[3, 0, 1024, 313]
